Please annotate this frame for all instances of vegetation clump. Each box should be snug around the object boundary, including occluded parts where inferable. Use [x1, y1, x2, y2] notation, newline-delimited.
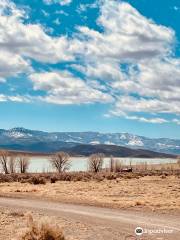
[29, 176, 46, 185]
[19, 214, 65, 240]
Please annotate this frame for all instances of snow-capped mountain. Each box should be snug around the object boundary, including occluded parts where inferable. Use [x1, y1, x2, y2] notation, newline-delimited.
[0, 127, 179, 155]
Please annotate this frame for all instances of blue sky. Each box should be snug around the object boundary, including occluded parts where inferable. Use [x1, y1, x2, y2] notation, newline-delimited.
[0, 0, 180, 138]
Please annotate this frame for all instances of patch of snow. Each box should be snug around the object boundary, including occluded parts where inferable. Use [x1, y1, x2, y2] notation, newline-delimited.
[66, 135, 82, 140]
[127, 137, 144, 146]
[157, 143, 180, 149]
[120, 134, 127, 140]
[8, 132, 26, 138]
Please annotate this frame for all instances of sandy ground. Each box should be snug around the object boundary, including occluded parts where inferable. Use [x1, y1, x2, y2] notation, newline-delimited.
[0, 175, 180, 211]
[0, 207, 121, 240]
[0, 207, 89, 240]
[0, 197, 180, 240]
[0, 205, 125, 240]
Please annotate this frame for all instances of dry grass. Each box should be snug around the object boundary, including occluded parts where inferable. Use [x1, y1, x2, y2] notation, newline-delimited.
[0, 164, 179, 184]
[0, 172, 126, 183]
[0, 175, 180, 212]
[0, 210, 71, 240]
[19, 214, 65, 240]
[134, 162, 180, 171]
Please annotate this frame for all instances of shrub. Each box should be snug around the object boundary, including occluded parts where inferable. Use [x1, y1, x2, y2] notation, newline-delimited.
[161, 175, 166, 179]
[50, 176, 57, 184]
[0, 169, 179, 184]
[0, 173, 14, 183]
[64, 175, 72, 181]
[29, 176, 46, 185]
[19, 214, 65, 240]
[94, 174, 104, 182]
[9, 211, 24, 217]
[106, 173, 117, 180]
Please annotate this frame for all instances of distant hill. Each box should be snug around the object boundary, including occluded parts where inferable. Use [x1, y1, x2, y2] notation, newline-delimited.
[0, 142, 176, 158]
[63, 144, 176, 158]
[0, 127, 179, 156]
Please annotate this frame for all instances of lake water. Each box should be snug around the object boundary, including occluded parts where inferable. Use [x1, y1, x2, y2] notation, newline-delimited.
[28, 157, 177, 173]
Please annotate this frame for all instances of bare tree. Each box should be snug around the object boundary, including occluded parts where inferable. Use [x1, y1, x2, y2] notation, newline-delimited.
[88, 153, 104, 173]
[8, 155, 17, 173]
[0, 150, 9, 174]
[50, 152, 71, 173]
[17, 155, 30, 173]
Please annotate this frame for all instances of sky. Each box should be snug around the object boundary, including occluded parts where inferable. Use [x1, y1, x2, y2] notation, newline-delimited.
[0, 0, 180, 139]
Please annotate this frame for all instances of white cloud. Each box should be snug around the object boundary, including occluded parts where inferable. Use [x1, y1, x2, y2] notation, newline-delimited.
[1, 0, 180, 126]
[0, 0, 74, 80]
[59, 0, 72, 6]
[0, 50, 31, 80]
[76, 1, 174, 62]
[111, 96, 180, 115]
[126, 116, 168, 124]
[29, 71, 113, 104]
[77, 2, 99, 13]
[55, 10, 69, 16]
[70, 0, 180, 124]
[0, 94, 30, 102]
[110, 96, 179, 118]
[173, 119, 180, 125]
[0, 18, 72, 63]
[43, 0, 72, 6]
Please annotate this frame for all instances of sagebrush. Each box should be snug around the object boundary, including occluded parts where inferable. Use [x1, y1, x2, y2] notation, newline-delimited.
[19, 214, 65, 240]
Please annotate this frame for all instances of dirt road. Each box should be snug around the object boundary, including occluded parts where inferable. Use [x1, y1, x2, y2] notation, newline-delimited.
[0, 197, 180, 240]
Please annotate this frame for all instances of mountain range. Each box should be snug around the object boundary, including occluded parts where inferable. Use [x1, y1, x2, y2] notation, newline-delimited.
[0, 127, 179, 157]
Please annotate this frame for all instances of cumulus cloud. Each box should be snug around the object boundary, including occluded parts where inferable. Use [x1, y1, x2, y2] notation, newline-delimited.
[76, 1, 174, 62]
[0, 0, 180, 125]
[0, 17, 73, 63]
[0, 50, 31, 81]
[70, 0, 180, 124]
[0, 0, 110, 106]
[0, 0, 74, 80]
[29, 71, 113, 104]
[109, 96, 179, 124]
